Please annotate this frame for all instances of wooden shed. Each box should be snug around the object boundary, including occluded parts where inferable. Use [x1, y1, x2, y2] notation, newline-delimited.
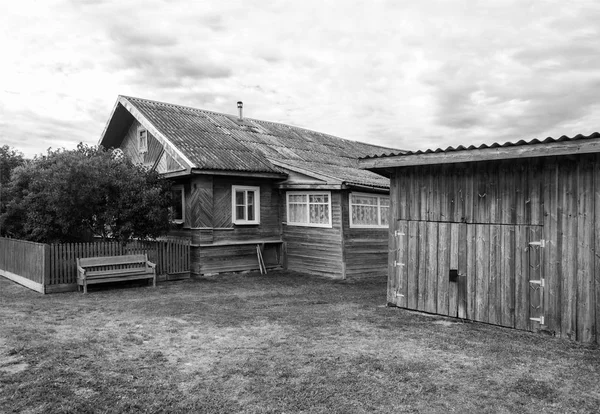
[360, 133, 600, 343]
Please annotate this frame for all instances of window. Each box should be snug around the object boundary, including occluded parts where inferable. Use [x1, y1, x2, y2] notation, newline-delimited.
[232, 186, 260, 225]
[286, 191, 332, 227]
[171, 185, 185, 223]
[349, 193, 389, 228]
[138, 128, 148, 153]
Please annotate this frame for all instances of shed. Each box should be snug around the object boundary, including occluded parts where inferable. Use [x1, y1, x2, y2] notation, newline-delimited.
[360, 133, 600, 343]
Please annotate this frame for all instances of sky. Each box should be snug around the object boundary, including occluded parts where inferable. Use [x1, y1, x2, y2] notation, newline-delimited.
[1, 0, 600, 158]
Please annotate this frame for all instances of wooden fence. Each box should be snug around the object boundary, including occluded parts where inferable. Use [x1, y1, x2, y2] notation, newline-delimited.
[0, 237, 190, 293]
[0, 238, 49, 293]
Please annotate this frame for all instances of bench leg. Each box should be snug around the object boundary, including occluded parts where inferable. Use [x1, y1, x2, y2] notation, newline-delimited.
[84, 281, 88, 294]
[153, 275, 156, 288]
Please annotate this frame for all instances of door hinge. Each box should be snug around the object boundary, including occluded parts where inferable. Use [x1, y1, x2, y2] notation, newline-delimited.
[529, 240, 546, 248]
[393, 261, 405, 268]
[530, 316, 545, 325]
[529, 278, 545, 287]
[394, 231, 405, 237]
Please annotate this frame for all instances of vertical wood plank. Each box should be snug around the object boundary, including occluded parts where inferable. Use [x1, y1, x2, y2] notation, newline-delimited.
[595, 154, 600, 344]
[562, 162, 578, 339]
[464, 166, 474, 223]
[394, 220, 409, 307]
[466, 224, 477, 319]
[458, 223, 468, 319]
[448, 223, 459, 317]
[488, 224, 501, 325]
[425, 222, 438, 314]
[437, 222, 450, 315]
[475, 224, 490, 323]
[407, 221, 419, 309]
[514, 225, 529, 330]
[500, 225, 515, 328]
[577, 158, 594, 342]
[544, 160, 560, 336]
[417, 221, 428, 311]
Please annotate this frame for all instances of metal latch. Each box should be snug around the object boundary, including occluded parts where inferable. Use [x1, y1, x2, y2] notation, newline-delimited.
[394, 231, 405, 236]
[393, 261, 405, 268]
[529, 278, 545, 287]
[529, 240, 546, 248]
[530, 316, 545, 324]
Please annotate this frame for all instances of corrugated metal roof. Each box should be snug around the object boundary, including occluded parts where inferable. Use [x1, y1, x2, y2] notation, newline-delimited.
[362, 132, 600, 159]
[123, 96, 397, 187]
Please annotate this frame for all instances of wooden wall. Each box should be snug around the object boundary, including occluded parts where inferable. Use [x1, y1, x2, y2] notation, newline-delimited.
[389, 154, 600, 343]
[340, 191, 388, 279]
[282, 191, 344, 279]
[177, 176, 282, 275]
[120, 119, 184, 173]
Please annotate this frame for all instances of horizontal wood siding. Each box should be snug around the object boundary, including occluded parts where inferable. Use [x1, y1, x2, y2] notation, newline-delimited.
[341, 191, 388, 279]
[283, 191, 344, 278]
[390, 154, 600, 343]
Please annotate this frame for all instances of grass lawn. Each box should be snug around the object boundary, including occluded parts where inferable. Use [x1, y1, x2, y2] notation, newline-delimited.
[1, 271, 599, 413]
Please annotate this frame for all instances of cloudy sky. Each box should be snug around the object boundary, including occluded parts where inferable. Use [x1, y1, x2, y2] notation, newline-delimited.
[1, 0, 600, 157]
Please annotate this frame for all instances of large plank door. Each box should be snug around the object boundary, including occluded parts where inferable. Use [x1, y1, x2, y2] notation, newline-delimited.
[388, 220, 545, 333]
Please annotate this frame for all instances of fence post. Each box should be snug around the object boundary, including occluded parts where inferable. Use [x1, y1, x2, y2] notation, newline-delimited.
[43, 244, 51, 294]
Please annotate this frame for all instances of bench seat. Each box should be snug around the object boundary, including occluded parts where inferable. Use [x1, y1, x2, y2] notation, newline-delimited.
[77, 254, 156, 294]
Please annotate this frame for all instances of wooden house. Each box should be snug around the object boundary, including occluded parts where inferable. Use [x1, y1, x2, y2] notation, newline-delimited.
[99, 96, 400, 279]
[360, 133, 600, 343]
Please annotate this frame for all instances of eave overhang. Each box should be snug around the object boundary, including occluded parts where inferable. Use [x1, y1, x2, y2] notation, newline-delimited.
[359, 138, 600, 170]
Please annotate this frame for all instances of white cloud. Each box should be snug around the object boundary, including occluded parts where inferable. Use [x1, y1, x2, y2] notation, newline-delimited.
[1, 0, 600, 157]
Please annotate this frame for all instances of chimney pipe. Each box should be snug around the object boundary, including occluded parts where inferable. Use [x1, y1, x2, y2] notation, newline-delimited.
[237, 101, 243, 120]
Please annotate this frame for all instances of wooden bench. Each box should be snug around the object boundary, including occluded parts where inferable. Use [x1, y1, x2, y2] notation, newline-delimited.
[77, 254, 156, 294]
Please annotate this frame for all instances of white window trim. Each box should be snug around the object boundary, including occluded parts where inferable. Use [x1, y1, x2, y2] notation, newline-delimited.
[171, 184, 185, 224]
[349, 192, 389, 228]
[232, 185, 260, 225]
[286, 191, 332, 228]
[138, 127, 148, 154]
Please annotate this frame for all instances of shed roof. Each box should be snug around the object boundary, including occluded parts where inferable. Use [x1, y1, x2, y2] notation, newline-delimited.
[101, 96, 398, 188]
[359, 132, 600, 170]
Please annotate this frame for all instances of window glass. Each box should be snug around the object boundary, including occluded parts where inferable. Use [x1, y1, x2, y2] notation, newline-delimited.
[350, 193, 389, 228]
[139, 129, 148, 153]
[171, 186, 184, 222]
[287, 192, 331, 227]
[232, 186, 260, 224]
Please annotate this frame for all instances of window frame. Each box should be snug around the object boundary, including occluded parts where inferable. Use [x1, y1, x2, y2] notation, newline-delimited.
[349, 192, 389, 228]
[231, 185, 260, 225]
[138, 127, 148, 154]
[286, 191, 332, 228]
[171, 184, 185, 224]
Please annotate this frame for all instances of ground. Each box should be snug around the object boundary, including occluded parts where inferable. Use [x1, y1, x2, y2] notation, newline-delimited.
[0, 271, 599, 413]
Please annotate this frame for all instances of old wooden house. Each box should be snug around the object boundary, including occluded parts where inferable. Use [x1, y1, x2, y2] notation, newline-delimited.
[361, 133, 600, 343]
[100, 96, 399, 279]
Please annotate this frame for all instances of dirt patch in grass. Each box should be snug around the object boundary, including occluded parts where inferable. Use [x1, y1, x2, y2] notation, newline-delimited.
[1, 270, 599, 413]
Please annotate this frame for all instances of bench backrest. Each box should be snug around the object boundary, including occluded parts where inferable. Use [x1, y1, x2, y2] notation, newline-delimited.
[78, 254, 148, 268]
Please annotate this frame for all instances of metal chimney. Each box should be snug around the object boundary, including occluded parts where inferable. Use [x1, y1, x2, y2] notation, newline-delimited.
[237, 101, 243, 120]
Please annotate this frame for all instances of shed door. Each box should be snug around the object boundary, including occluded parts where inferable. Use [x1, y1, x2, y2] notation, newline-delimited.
[388, 220, 544, 332]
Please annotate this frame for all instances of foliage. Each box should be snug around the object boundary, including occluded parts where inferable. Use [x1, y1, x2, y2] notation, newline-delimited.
[0, 143, 172, 243]
[0, 145, 25, 186]
[0, 145, 26, 221]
